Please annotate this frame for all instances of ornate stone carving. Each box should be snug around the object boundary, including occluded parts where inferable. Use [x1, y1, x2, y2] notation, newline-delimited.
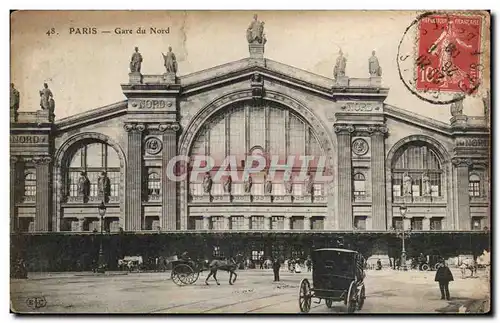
[159, 123, 181, 132]
[352, 138, 369, 156]
[340, 102, 379, 112]
[333, 49, 347, 80]
[97, 172, 111, 201]
[129, 47, 143, 73]
[334, 124, 355, 134]
[304, 173, 314, 195]
[39, 83, 55, 113]
[368, 125, 388, 136]
[368, 50, 382, 77]
[32, 156, 52, 165]
[136, 123, 146, 132]
[450, 94, 464, 117]
[145, 137, 163, 155]
[264, 177, 272, 194]
[422, 172, 431, 196]
[452, 158, 473, 167]
[77, 172, 90, 198]
[123, 123, 146, 132]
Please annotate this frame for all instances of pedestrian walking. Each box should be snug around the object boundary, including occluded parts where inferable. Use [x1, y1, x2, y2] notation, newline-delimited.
[434, 261, 454, 300]
[376, 258, 382, 270]
[272, 257, 281, 282]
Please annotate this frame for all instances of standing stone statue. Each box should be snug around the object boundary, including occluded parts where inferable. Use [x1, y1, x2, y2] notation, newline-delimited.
[78, 172, 90, 198]
[129, 46, 143, 73]
[422, 172, 432, 196]
[98, 172, 111, 200]
[244, 175, 253, 193]
[202, 172, 213, 194]
[450, 94, 464, 117]
[264, 176, 273, 194]
[482, 90, 490, 119]
[304, 173, 314, 195]
[246, 14, 266, 44]
[162, 47, 178, 74]
[333, 49, 347, 80]
[403, 172, 412, 196]
[223, 175, 232, 194]
[368, 50, 382, 77]
[39, 83, 54, 112]
[284, 170, 293, 194]
[10, 83, 19, 113]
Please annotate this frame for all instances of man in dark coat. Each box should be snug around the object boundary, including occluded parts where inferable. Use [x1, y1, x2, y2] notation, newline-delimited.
[272, 257, 281, 282]
[434, 261, 454, 300]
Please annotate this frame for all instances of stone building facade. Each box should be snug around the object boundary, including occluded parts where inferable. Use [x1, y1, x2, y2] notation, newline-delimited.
[10, 38, 490, 267]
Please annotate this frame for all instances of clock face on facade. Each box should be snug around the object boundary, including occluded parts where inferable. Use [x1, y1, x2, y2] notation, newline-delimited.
[352, 138, 369, 156]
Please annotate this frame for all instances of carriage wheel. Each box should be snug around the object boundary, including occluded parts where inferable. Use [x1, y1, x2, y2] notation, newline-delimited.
[186, 271, 200, 285]
[433, 263, 441, 271]
[298, 278, 312, 313]
[421, 264, 430, 271]
[325, 299, 333, 308]
[171, 264, 193, 286]
[346, 281, 357, 313]
[357, 285, 366, 310]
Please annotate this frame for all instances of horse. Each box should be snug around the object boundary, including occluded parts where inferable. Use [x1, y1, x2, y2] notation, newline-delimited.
[205, 254, 243, 285]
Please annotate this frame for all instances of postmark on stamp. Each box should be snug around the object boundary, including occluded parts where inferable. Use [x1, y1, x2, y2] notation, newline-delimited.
[397, 11, 487, 105]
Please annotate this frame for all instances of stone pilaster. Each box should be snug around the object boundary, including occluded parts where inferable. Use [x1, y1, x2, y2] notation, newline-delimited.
[79, 218, 85, 232]
[124, 123, 145, 231]
[10, 156, 18, 233]
[304, 216, 311, 230]
[453, 158, 472, 230]
[335, 124, 354, 229]
[244, 215, 251, 230]
[369, 126, 388, 230]
[203, 215, 210, 230]
[33, 156, 52, 232]
[264, 215, 271, 230]
[423, 217, 430, 231]
[160, 123, 180, 231]
[223, 215, 231, 230]
[284, 216, 291, 231]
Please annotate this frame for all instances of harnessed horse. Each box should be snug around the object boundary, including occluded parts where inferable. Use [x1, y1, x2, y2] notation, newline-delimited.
[205, 254, 243, 285]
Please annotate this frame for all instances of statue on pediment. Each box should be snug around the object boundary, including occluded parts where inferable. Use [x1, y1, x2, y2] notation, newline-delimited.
[246, 14, 266, 44]
[39, 83, 55, 112]
[162, 46, 178, 74]
[333, 49, 347, 80]
[450, 94, 464, 117]
[129, 47, 143, 73]
[368, 50, 382, 77]
[10, 83, 19, 113]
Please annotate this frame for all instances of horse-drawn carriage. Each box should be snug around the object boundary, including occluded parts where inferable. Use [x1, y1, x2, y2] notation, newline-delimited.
[298, 248, 366, 313]
[170, 258, 206, 286]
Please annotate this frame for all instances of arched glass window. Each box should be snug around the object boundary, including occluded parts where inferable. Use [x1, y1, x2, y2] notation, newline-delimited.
[469, 174, 481, 197]
[148, 172, 161, 196]
[66, 141, 120, 199]
[353, 173, 366, 196]
[24, 173, 36, 197]
[391, 143, 443, 198]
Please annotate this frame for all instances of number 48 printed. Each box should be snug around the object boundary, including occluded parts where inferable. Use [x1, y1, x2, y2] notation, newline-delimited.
[46, 28, 57, 36]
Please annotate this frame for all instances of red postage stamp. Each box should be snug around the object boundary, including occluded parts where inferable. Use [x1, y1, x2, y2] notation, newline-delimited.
[416, 14, 483, 94]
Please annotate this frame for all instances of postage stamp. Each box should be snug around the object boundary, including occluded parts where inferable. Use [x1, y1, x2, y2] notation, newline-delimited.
[416, 14, 483, 94]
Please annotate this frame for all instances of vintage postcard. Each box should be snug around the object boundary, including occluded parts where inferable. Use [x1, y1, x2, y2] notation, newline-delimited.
[10, 10, 491, 314]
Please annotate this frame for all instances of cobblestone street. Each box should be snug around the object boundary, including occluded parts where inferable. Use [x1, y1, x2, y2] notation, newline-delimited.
[11, 268, 489, 314]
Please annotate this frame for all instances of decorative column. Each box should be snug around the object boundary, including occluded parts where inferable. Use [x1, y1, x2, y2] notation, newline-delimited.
[369, 126, 388, 230]
[124, 123, 145, 231]
[160, 123, 180, 231]
[335, 124, 354, 229]
[244, 215, 251, 230]
[10, 156, 18, 233]
[453, 158, 472, 230]
[423, 217, 431, 231]
[203, 215, 210, 230]
[33, 156, 52, 232]
[79, 218, 85, 232]
[304, 216, 311, 230]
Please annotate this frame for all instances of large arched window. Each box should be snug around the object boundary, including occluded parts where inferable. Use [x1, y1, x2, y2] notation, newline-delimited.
[66, 141, 121, 200]
[391, 142, 443, 198]
[189, 102, 325, 197]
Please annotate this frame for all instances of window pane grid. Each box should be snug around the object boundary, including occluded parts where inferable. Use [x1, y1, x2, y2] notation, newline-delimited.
[231, 216, 244, 230]
[251, 216, 265, 230]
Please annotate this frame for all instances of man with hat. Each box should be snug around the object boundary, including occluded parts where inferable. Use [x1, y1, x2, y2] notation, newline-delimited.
[434, 260, 454, 300]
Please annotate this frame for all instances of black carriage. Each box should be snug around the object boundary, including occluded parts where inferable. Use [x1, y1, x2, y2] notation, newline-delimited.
[298, 248, 366, 313]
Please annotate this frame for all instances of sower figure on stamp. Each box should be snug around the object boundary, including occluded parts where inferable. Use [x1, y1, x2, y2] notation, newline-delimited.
[435, 260, 454, 300]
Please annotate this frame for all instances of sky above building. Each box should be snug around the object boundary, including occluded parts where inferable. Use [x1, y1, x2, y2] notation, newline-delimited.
[10, 11, 489, 122]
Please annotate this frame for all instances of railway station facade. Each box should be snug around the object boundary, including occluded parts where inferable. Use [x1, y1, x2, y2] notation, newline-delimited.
[10, 40, 490, 270]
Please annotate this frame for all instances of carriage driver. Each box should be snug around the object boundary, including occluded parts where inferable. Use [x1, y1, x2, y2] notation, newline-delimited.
[180, 251, 191, 261]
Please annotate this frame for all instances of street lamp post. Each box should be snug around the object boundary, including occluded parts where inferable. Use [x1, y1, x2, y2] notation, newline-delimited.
[97, 201, 107, 273]
[399, 205, 408, 271]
